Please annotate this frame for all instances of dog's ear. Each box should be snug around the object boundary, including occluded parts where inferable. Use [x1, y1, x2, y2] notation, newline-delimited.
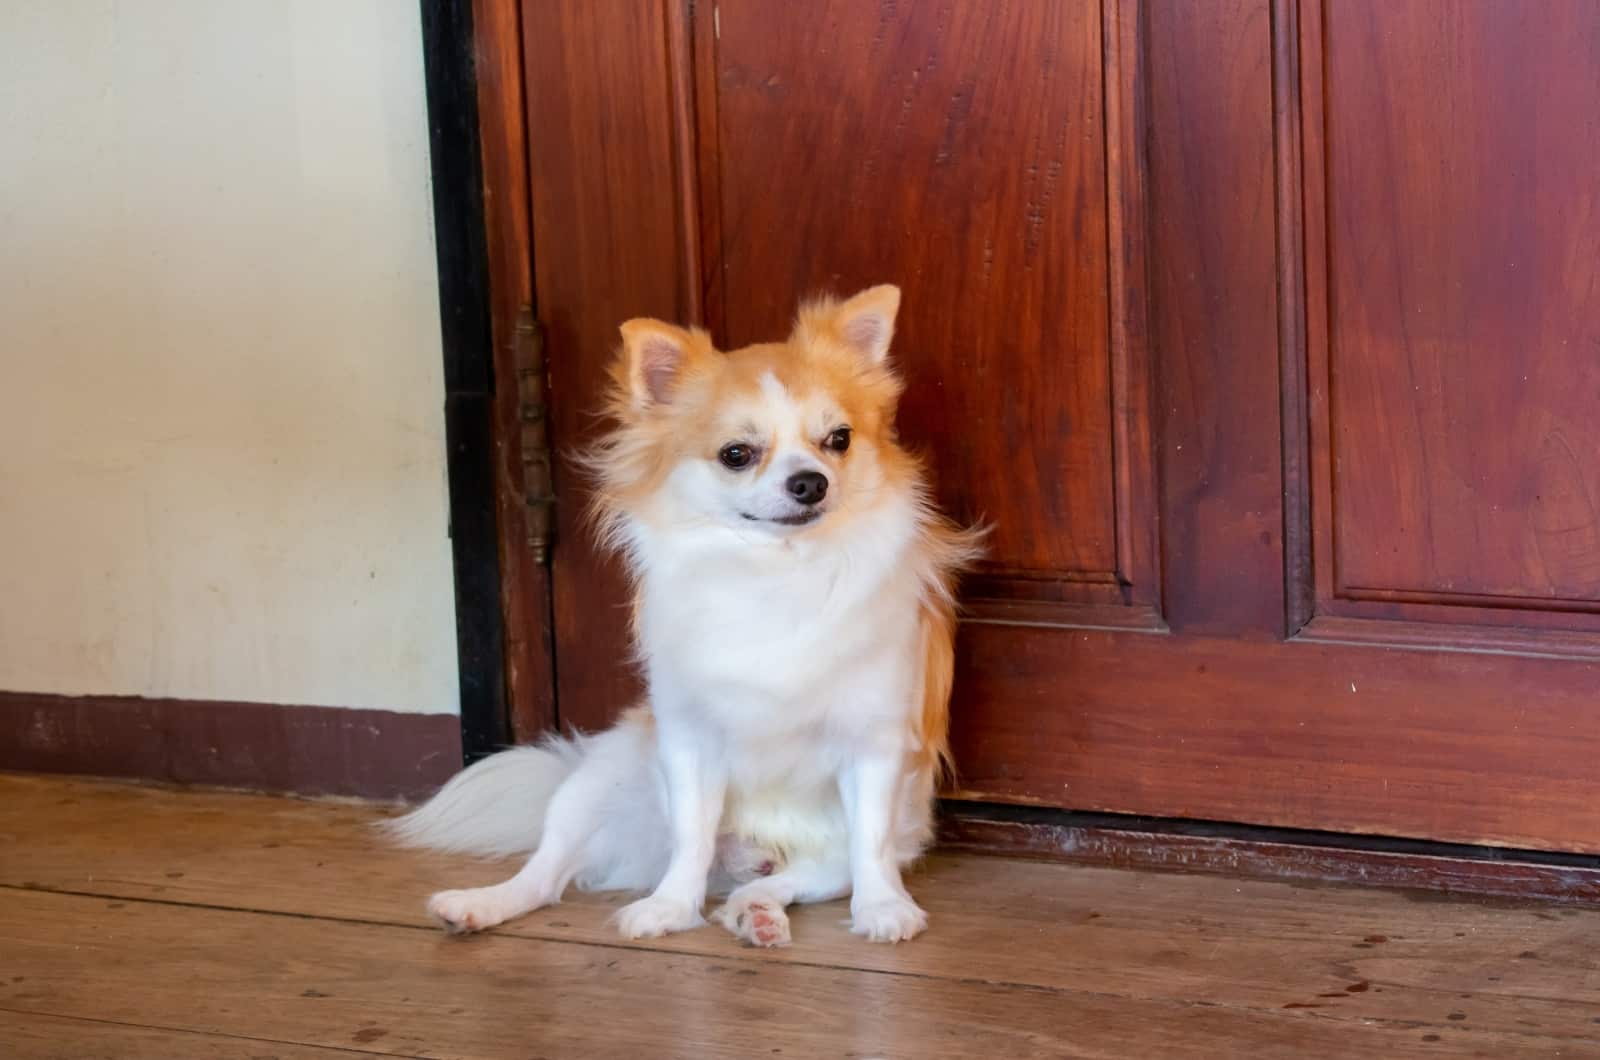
[831, 284, 901, 366]
[619, 319, 699, 409]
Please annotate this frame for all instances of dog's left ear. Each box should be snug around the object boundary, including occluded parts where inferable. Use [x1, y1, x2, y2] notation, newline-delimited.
[830, 284, 901, 366]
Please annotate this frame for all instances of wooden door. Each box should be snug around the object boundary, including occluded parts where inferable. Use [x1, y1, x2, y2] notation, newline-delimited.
[519, 0, 1600, 852]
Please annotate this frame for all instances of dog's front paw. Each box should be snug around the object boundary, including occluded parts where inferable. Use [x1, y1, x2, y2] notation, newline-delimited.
[616, 894, 703, 939]
[850, 895, 927, 943]
[428, 888, 513, 935]
[713, 892, 791, 948]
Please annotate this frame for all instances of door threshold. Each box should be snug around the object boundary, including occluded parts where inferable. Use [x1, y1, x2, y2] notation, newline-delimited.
[939, 801, 1600, 906]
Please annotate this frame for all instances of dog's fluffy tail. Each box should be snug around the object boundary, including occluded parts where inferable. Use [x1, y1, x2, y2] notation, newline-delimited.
[382, 737, 583, 858]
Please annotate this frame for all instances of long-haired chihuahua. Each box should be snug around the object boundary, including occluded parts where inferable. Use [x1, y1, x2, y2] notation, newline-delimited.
[389, 285, 983, 946]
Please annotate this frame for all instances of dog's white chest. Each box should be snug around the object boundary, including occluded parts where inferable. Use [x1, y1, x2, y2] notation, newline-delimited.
[635, 528, 922, 729]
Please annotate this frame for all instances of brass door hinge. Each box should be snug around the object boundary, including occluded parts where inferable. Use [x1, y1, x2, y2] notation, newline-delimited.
[514, 306, 555, 564]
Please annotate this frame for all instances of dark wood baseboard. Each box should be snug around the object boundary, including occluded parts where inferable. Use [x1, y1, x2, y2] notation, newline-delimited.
[939, 801, 1600, 905]
[0, 691, 460, 800]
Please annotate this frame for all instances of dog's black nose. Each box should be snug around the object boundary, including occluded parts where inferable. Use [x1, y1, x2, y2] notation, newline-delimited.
[786, 470, 829, 506]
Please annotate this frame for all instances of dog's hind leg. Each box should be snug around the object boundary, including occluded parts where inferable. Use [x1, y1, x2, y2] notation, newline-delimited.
[425, 774, 596, 933]
[711, 854, 851, 948]
[427, 721, 662, 934]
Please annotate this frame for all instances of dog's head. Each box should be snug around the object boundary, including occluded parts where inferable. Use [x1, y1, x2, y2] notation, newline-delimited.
[591, 285, 914, 544]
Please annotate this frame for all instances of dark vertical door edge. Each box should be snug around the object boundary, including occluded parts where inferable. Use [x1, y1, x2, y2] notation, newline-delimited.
[420, 0, 509, 761]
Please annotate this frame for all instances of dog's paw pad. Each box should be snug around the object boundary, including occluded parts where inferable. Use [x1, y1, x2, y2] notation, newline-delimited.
[714, 895, 792, 947]
[740, 900, 791, 947]
[850, 896, 927, 943]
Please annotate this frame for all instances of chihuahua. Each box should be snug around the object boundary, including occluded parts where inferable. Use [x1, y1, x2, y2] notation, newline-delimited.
[388, 285, 982, 946]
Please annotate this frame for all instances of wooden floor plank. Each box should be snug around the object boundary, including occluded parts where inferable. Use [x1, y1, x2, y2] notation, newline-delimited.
[0, 887, 1553, 1060]
[3, 773, 1597, 1047]
[0, 1009, 397, 1060]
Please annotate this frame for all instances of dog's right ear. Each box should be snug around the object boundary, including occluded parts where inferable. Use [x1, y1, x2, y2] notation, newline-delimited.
[619, 319, 699, 409]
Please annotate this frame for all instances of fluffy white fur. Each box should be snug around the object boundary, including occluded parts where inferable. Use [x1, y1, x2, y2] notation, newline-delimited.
[386, 285, 978, 947]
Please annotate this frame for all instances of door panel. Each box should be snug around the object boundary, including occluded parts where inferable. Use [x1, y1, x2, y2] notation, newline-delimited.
[1297, 0, 1600, 655]
[1148, 0, 1286, 640]
[953, 626, 1600, 851]
[1316, 0, 1600, 627]
[521, 0, 1600, 852]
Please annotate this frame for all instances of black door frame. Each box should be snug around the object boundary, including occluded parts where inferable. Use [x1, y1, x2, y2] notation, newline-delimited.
[420, 0, 510, 761]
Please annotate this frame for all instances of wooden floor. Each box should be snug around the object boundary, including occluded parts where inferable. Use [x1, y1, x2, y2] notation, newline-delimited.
[2, 776, 1599, 1059]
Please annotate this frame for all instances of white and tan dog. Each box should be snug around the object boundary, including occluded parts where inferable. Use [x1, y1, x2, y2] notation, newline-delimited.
[389, 285, 981, 946]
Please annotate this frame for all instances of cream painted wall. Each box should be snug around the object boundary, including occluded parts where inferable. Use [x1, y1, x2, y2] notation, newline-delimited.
[0, 2, 460, 714]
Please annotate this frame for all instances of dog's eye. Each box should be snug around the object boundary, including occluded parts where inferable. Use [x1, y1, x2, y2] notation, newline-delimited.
[823, 427, 852, 453]
[718, 443, 755, 470]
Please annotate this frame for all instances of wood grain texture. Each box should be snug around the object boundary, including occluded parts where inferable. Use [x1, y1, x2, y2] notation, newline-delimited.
[6, 775, 1600, 1057]
[8, 889, 1504, 1060]
[707, 0, 1128, 592]
[521, 0, 689, 731]
[1147, 0, 1285, 638]
[1103, 0, 1161, 614]
[0, 1012, 383, 1060]
[1298, 614, 1600, 664]
[949, 625, 1600, 852]
[1306, 0, 1600, 625]
[473, 0, 556, 741]
[1273, 0, 1314, 635]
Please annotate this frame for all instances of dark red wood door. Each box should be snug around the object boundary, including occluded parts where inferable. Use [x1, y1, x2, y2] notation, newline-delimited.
[521, 0, 1600, 852]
